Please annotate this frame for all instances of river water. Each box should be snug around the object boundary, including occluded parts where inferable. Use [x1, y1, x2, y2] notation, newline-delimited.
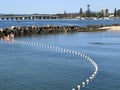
[0, 20, 120, 90]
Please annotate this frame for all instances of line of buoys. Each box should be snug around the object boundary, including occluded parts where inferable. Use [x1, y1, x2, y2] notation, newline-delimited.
[14, 40, 99, 90]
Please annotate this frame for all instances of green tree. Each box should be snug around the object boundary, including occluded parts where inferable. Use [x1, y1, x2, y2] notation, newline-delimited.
[117, 9, 120, 17]
[91, 13, 97, 17]
[97, 12, 104, 18]
[114, 8, 117, 17]
[105, 9, 109, 17]
[101, 10, 104, 17]
[79, 8, 83, 17]
[63, 11, 67, 18]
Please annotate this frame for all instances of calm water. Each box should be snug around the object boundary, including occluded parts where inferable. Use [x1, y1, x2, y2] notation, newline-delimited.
[0, 20, 120, 90]
[0, 19, 120, 28]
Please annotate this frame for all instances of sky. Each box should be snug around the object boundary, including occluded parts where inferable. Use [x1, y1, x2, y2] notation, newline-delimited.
[0, 0, 120, 14]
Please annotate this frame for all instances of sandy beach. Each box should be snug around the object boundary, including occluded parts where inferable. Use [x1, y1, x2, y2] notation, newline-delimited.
[99, 26, 120, 31]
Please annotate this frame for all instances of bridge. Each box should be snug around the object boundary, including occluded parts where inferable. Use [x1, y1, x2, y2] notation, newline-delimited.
[0, 14, 59, 20]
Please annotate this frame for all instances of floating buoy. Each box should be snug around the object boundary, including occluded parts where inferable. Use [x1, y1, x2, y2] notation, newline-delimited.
[80, 53, 83, 57]
[77, 52, 80, 56]
[86, 79, 89, 84]
[82, 82, 85, 87]
[36, 43, 39, 46]
[92, 74, 95, 78]
[72, 88, 75, 90]
[60, 48, 63, 52]
[75, 51, 78, 55]
[77, 85, 81, 90]
[55, 47, 57, 50]
[90, 77, 93, 81]
[66, 49, 69, 53]
[69, 50, 72, 53]
[63, 49, 66, 52]
[72, 51, 75, 54]
[94, 71, 97, 75]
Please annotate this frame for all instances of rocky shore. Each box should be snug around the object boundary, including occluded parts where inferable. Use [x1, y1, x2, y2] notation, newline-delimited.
[0, 24, 120, 37]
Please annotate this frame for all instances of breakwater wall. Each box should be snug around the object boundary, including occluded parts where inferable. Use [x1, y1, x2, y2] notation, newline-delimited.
[0, 24, 110, 37]
[15, 40, 99, 90]
[1, 23, 120, 38]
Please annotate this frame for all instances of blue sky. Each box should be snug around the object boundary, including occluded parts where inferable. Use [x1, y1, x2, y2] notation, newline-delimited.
[0, 0, 120, 14]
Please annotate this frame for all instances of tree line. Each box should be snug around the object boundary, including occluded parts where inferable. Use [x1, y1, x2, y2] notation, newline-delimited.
[79, 6, 120, 18]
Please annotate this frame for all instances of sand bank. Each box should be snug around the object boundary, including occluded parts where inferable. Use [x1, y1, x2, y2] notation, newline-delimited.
[99, 26, 120, 31]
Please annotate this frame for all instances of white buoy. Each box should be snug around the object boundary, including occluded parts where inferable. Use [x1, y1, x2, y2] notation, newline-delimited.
[49, 46, 52, 49]
[77, 85, 81, 90]
[54, 46, 57, 50]
[32, 42, 34, 45]
[94, 71, 97, 75]
[92, 74, 95, 79]
[82, 82, 85, 87]
[86, 79, 89, 84]
[60, 48, 63, 52]
[75, 51, 78, 55]
[66, 49, 69, 53]
[72, 51, 75, 54]
[69, 50, 72, 53]
[46, 44, 48, 48]
[41, 43, 44, 47]
[90, 77, 93, 81]
[33, 42, 35, 45]
[36, 43, 39, 46]
[63, 49, 66, 52]
[77, 52, 80, 56]
[44, 44, 47, 47]
[87, 57, 90, 60]
[72, 88, 75, 90]
[57, 47, 61, 51]
[80, 53, 83, 57]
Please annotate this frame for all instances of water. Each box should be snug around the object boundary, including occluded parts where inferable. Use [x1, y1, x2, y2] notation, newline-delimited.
[0, 20, 120, 90]
[1, 19, 120, 28]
